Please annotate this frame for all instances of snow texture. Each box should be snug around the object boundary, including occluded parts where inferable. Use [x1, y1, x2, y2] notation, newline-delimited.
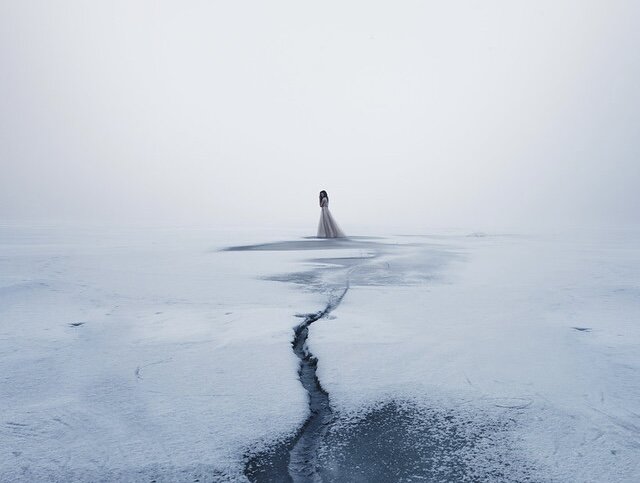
[1, 223, 639, 482]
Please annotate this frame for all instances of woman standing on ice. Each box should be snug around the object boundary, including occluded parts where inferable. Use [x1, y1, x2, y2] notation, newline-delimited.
[317, 190, 346, 238]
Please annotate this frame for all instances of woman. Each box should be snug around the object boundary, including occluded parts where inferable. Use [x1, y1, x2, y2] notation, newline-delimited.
[317, 190, 346, 238]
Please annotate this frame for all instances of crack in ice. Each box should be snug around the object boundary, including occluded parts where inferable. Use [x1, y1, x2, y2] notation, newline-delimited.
[287, 284, 348, 482]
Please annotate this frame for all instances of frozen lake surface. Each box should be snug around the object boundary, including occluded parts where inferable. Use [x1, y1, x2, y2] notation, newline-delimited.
[1, 223, 639, 482]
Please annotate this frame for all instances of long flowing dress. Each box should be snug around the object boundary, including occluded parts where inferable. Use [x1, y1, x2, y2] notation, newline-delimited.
[317, 197, 346, 238]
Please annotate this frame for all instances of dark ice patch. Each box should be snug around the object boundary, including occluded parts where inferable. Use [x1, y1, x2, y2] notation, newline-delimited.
[223, 238, 381, 252]
[244, 434, 296, 483]
[245, 401, 541, 482]
[264, 271, 322, 287]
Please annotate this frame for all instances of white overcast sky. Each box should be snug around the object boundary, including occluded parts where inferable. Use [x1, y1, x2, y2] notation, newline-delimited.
[1, 1, 639, 231]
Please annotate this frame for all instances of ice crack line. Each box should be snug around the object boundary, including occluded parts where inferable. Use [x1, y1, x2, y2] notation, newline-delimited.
[287, 284, 349, 482]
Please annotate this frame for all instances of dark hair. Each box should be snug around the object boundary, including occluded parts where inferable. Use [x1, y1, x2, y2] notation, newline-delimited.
[319, 190, 328, 206]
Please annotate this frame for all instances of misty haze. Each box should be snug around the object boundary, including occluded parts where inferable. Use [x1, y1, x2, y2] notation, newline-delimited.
[1, 2, 639, 482]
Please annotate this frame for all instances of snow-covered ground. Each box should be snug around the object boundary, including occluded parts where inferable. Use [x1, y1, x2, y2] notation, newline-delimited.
[311, 230, 640, 481]
[1, 223, 639, 482]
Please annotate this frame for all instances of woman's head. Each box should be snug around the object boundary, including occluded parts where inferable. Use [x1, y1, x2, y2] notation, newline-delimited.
[319, 190, 328, 198]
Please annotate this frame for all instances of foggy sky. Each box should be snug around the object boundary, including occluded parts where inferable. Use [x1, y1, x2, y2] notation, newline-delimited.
[1, 1, 639, 231]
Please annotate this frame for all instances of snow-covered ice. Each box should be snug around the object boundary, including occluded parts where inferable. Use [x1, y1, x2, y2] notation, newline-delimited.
[0, 224, 317, 481]
[311, 230, 640, 481]
[1, 223, 639, 481]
